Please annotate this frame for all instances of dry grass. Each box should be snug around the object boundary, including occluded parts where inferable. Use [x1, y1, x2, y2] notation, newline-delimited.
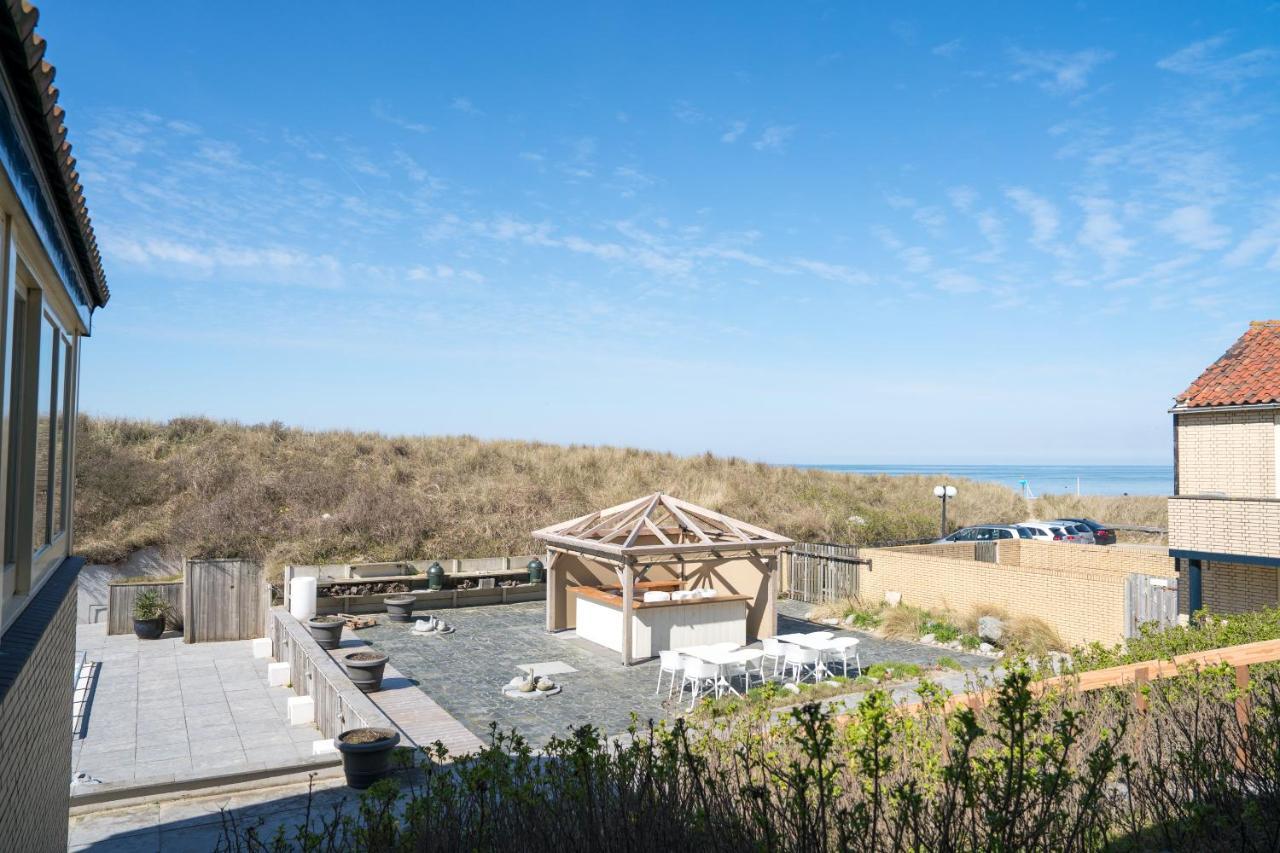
[1006, 615, 1067, 654]
[964, 603, 1010, 635]
[72, 415, 1168, 572]
[881, 605, 928, 639]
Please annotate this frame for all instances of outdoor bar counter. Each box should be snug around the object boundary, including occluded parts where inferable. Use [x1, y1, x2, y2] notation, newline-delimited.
[571, 582, 749, 660]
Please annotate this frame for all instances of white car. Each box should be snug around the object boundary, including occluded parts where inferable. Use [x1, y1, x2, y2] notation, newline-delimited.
[1017, 522, 1059, 541]
[1049, 520, 1097, 544]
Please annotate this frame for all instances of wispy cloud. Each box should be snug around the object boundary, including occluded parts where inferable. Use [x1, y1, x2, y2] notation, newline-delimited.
[1158, 205, 1230, 251]
[721, 120, 747, 144]
[371, 100, 432, 134]
[1004, 187, 1061, 250]
[1009, 47, 1113, 94]
[450, 96, 483, 116]
[932, 39, 963, 58]
[1077, 197, 1133, 266]
[1157, 35, 1278, 83]
[673, 100, 707, 124]
[753, 125, 794, 152]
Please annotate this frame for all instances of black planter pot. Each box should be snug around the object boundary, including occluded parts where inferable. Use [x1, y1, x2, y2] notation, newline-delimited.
[133, 617, 165, 640]
[307, 617, 345, 650]
[342, 650, 389, 693]
[384, 594, 416, 623]
[336, 727, 401, 789]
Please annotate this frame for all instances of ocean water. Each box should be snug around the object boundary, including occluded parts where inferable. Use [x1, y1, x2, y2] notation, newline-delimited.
[798, 464, 1173, 497]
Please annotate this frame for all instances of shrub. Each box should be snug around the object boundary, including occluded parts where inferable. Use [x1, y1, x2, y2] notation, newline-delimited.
[864, 661, 923, 680]
[132, 589, 167, 622]
[1074, 604, 1280, 672]
[937, 656, 963, 671]
[221, 666, 1280, 851]
[880, 605, 927, 639]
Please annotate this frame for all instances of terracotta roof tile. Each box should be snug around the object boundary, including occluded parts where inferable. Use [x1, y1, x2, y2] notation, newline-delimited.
[1176, 321, 1280, 408]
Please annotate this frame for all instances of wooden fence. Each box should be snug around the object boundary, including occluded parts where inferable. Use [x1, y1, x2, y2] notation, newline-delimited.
[782, 542, 866, 604]
[105, 578, 185, 636]
[897, 638, 1280, 717]
[184, 558, 270, 643]
[269, 609, 392, 739]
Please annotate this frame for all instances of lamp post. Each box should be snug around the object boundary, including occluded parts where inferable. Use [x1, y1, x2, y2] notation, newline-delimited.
[933, 485, 957, 538]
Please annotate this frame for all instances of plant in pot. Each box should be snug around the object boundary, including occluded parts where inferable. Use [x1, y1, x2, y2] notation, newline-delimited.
[307, 615, 345, 649]
[336, 727, 400, 789]
[342, 649, 389, 693]
[383, 593, 416, 623]
[132, 590, 167, 639]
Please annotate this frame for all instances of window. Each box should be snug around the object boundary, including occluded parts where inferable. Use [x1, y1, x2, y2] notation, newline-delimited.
[997, 529, 1014, 540]
[56, 336, 71, 535]
[3, 291, 24, 566]
[31, 313, 57, 553]
[1016, 527, 1033, 539]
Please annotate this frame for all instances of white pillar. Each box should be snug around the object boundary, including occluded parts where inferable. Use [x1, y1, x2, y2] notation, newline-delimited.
[621, 562, 634, 666]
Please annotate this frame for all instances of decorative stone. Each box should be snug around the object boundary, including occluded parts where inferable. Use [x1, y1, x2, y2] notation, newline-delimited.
[536, 680, 556, 691]
[519, 680, 536, 693]
[979, 642, 995, 653]
[783, 683, 801, 694]
[978, 616, 1005, 644]
[843, 615, 855, 625]
[919, 633, 935, 645]
[821, 618, 839, 626]
[884, 591, 902, 607]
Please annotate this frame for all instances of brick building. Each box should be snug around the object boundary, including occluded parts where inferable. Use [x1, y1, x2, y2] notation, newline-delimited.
[1169, 321, 1280, 615]
[0, 3, 111, 850]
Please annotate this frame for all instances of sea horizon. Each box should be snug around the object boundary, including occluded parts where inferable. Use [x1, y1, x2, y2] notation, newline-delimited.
[795, 463, 1173, 497]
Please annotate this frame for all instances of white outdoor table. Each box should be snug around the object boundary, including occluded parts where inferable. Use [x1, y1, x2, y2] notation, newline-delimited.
[773, 633, 836, 678]
[678, 645, 758, 695]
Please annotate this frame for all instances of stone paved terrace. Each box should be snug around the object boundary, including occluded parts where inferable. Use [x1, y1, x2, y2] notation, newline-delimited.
[73, 624, 331, 792]
[356, 598, 991, 747]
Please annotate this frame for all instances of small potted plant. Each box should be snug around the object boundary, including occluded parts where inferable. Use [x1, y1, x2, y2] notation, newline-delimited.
[336, 727, 400, 789]
[133, 590, 167, 639]
[383, 594, 416, 623]
[307, 615, 345, 649]
[341, 649, 389, 693]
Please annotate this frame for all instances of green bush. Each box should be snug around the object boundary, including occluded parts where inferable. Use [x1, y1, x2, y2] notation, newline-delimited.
[221, 666, 1280, 851]
[1074, 605, 1280, 672]
[864, 661, 923, 680]
[132, 589, 167, 622]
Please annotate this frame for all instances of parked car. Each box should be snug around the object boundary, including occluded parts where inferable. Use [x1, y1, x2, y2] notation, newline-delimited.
[1017, 522, 1058, 541]
[937, 525, 1029, 544]
[1056, 517, 1116, 546]
[1049, 520, 1096, 544]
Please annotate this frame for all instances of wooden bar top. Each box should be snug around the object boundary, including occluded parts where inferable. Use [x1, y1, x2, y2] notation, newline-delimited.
[570, 585, 750, 611]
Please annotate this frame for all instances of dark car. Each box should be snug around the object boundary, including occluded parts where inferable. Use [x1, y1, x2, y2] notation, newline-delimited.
[1058, 517, 1116, 546]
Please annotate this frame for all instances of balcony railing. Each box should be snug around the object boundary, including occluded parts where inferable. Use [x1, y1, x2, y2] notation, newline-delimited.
[1168, 495, 1280, 561]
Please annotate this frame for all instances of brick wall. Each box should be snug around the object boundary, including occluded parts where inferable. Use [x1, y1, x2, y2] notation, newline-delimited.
[1168, 496, 1280, 559]
[0, 557, 81, 853]
[859, 543, 1176, 647]
[1176, 409, 1277, 497]
[1176, 558, 1280, 615]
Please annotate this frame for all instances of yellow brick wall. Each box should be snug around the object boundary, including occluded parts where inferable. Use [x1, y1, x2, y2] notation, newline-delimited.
[1177, 559, 1280, 615]
[859, 543, 1176, 647]
[1176, 409, 1276, 497]
[1168, 496, 1280, 559]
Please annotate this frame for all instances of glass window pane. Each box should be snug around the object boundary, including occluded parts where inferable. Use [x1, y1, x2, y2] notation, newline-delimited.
[4, 295, 25, 565]
[32, 315, 54, 552]
[57, 337, 71, 534]
[52, 336, 66, 536]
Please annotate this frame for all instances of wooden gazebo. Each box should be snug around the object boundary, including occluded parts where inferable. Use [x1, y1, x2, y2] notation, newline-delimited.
[533, 493, 793, 664]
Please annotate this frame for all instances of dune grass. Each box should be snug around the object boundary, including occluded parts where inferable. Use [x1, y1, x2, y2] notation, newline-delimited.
[72, 415, 1167, 571]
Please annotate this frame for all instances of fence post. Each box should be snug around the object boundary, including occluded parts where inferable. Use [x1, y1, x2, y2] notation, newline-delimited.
[182, 555, 194, 644]
[1236, 664, 1251, 768]
[1134, 666, 1149, 714]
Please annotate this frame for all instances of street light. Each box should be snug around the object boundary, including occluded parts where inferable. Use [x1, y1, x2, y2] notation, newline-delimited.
[933, 484, 957, 538]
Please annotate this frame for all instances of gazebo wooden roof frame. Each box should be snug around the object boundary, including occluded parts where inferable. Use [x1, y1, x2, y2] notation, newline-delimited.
[533, 493, 792, 664]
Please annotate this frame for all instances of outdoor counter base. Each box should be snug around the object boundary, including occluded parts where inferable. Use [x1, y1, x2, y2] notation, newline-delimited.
[573, 589, 748, 660]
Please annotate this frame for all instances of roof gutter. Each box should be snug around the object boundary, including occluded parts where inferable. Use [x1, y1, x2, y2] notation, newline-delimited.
[1169, 401, 1280, 415]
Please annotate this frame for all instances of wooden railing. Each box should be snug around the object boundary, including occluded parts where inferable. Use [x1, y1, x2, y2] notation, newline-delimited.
[903, 638, 1280, 716]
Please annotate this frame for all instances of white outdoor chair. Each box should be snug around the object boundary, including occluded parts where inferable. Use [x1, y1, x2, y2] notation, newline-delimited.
[761, 637, 789, 676]
[671, 590, 698, 601]
[656, 650, 685, 697]
[782, 646, 824, 684]
[643, 591, 672, 603]
[682, 659, 721, 709]
[697, 588, 718, 598]
[729, 649, 766, 691]
[823, 637, 862, 677]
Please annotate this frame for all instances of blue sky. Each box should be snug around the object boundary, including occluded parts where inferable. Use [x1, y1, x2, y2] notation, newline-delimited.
[39, 2, 1280, 464]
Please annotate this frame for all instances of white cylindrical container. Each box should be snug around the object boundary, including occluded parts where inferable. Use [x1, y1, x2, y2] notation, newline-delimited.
[289, 576, 317, 621]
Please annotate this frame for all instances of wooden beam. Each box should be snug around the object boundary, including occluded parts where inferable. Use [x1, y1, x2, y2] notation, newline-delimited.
[621, 563, 634, 666]
[623, 540, 790, 556]
[663, 498, 714, 545]
[641, 516, 674, 546]
[621, 494, 662, 549]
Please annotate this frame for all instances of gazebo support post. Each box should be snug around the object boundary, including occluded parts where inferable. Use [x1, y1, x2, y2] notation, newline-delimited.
[621, 562, 634, 666]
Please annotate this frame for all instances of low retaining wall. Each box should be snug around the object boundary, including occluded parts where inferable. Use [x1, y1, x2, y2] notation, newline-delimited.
[315, 583, 546, 615]
[860, 542, 1178, 647]
[105, 578, 185, 636]
[269, 608, 393, 740]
